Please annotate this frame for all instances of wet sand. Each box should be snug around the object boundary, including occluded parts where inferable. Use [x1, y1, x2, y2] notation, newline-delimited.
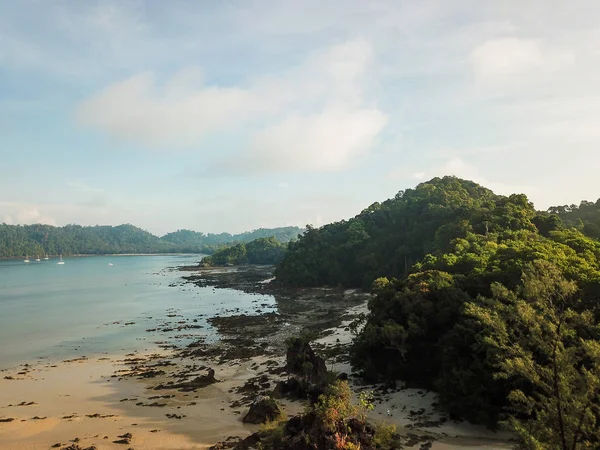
[0, 353, 266, 449]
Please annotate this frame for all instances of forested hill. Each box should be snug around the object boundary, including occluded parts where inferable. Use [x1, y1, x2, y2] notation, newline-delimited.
[161, 226, 302, 250]
[274, 176, 600, 447]
[276, 176, 535, 288]
[0, 223, 302, 257]
[275, 176, 600, 288]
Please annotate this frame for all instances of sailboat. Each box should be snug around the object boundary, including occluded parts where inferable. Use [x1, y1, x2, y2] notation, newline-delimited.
[24, 255, 30, 263]
[44, 254, 49, 260]
[35, 255, 41, 262]
[57, 254, 65, 265]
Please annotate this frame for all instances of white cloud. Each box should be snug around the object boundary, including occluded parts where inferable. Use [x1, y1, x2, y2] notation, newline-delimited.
[76, 38, 386, 172]
[243, 108, 387, 172]
[77, 71, 263, 148]
[1, 203, 57, 226]
[470, 37, 573, 84]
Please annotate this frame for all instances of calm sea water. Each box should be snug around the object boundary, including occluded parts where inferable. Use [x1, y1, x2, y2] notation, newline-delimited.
[0, 255, 275, 370]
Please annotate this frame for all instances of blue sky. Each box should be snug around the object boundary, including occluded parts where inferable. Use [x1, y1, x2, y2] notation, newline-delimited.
[1, 0, 599, 235]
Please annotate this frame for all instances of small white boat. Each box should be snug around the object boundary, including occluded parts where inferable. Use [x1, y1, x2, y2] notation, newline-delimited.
[108, 263, 114, 266]
[35, 255, 41, 262]
[44, 254, 49, 260]
[57, 254, 65, 265]
[24, 255, 30, 263]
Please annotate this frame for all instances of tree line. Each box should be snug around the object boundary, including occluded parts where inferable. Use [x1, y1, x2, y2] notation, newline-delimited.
[0, 223, 302, 257]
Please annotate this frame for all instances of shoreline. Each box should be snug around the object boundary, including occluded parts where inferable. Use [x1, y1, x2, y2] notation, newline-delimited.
[0, 265, 514, 449]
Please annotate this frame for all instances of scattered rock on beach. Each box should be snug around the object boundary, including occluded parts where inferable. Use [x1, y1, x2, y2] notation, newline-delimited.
[60, 445, 98, 450]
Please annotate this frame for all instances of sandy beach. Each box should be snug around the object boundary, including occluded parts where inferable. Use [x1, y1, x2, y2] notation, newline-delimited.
[0, 266, 515, 450]
[0, 349, 290, 449]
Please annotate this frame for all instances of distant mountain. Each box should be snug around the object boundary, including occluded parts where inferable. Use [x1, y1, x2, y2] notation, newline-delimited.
[0, 223, 303, 258]
[160, 227, 303, 250]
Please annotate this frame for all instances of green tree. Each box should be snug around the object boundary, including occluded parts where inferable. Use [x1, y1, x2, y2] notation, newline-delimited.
[466, 261, 600, 449]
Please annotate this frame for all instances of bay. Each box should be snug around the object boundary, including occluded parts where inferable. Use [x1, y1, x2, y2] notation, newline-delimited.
[0, 255, 275, 369]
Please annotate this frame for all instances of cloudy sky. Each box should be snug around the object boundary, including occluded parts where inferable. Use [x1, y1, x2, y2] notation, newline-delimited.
[1, 0, 599, 234]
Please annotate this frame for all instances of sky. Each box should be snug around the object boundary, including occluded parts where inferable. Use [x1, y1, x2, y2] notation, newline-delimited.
[1, 0, 600, 235]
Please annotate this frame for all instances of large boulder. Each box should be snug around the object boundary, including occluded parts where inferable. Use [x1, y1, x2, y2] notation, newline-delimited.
[242, 395, 281, 424]
[273, 377, 303, 399]
[285, 338, 326, 383]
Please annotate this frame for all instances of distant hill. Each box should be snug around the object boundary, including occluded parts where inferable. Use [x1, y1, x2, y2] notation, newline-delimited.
[200, 237, 287, 267]
[160, 227, 302, 250]
[0, 223, 303, 258]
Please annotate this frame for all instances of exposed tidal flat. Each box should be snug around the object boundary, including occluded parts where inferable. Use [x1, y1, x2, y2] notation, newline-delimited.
[0, 258, 512, 449]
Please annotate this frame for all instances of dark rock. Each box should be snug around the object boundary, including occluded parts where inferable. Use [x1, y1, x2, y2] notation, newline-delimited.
[0, 418, 14, 423]
[154, 368, 217, 392]
[272, 378, 295, 398]
[283, 415, 304, 436]
[209, 431, 265, 450]
[242, 396, 281, 424]
[60, 445, 97, 450]
[337, 372, 348, 381]
[286, 338, 326, 383]
[113, 432, 132, 444]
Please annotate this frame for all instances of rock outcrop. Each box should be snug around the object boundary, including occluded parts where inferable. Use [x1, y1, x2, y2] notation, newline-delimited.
[286, 338, 327, 383]
[242, 395, 281, 424]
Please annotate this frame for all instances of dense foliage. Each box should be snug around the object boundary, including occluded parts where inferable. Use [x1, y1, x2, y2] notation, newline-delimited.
[0, 223, 301, 257]
[201, 237, 287, 266]
[548, 200, 600, 240]
[276, 177, 541, 288]
[274, 176, 600, 448]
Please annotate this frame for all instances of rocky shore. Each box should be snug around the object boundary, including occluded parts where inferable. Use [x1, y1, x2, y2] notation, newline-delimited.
[0, 264, 513, 449]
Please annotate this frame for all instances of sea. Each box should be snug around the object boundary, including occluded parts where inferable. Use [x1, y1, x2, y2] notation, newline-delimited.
[0, 255, 276, 370]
